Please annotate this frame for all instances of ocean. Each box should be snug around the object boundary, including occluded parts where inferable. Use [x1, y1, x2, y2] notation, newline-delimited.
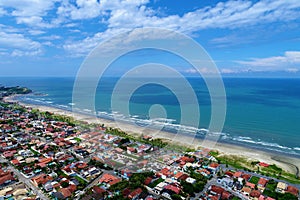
[1, 77, 300, 156]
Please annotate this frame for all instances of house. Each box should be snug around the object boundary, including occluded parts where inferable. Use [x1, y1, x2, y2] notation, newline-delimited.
[44, 181, 53, 192]
[208, 162, 220, 173]
[128, 188, 143, 199]
[219, 177, 234, 187]
[144, 177, 153, 185]
[164, 184, 181, 195]
[286, 185, 299, 197]
[198, 169, 211, 178]
[246, 182, 256, 189]
[10, 159, 20, 165]
[98, 173, 121, 188]
[93, 185, 106, 194]
[275, 182, 287, 193]
[257, 178, 268, 191]
[250, 190, 261, 200]
[210, 185, 225, 195]
[241, 173, 251, 181]
[242, 187, 252, 196]
[154, 182, 167, 194]
[259, 162, 269, 167]
[31, 173, 53, 187]
[186, 177, 196, 184]
[60, 188, 72, 198]
[233, 171, 242, 178]
[221, 191, 232, 200]
[0, 171, 14, 186]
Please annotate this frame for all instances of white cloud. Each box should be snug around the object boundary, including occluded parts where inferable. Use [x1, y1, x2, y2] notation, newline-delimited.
[11, 49, 42, 57]
[39, 35, 62, 40]
[57, 0, 102, 20]
[28, 30, 46, 35]
[236, 51, 300, 71]
[0, 31, 42, 56]
[0, 0, 59, 27]
[62, 0, 300, 56]
[0, 7, 7, 16]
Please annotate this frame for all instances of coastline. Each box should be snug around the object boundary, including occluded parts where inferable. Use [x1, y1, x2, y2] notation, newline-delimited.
[4, 95, 300, 175]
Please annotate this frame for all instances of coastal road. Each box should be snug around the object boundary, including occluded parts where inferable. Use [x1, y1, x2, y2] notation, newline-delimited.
[222, 166, 300, 190]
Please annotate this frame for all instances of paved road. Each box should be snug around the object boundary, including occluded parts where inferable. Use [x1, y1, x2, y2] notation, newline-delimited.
[193, 176, 248, 200]
[222, 166, 300, 189]
[0, 157, 50, 200]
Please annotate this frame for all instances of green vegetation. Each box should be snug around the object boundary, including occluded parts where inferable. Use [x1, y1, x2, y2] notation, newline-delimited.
[129, 172, 154, 188]
[88, 159, 113, 170]
[148, 178, 164, 188]
[263, 189, 298, 200]
[73, 137, 82, 142]
[249, 176, 260, 184]
[109, 180, 130, 192]
[209, 150, 219, 157]
[0, 86, 32, 98]
[74, 175, 87, 185]
[266, 179, 277, 191]
[213, 154, 300, 184]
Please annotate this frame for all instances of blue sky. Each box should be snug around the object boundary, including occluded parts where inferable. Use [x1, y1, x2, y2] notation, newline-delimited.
[0, 0, 300, 77]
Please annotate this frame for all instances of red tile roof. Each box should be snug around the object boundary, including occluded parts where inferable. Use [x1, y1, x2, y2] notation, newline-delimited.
[164, 184, 181, 194]
[31, 173, 53, 186]
[209, 162, 220, 168]
[60, 188, 72, 198]
[0, 172, 14, 185]
[241, 173, 251, 181]
[286, 185, 299, 197]
[99, 173, 121, 186]
[144, 177, 152, 185]
[246, 182, 256, 189]
[211, 185, 225, 195]
[93, 186, 106, 194]
[250, 190, 261, 198]
[225, 171, 234, 177]
[11, 159, 20, 165]
[128, 188, 143, 199]
[258, 178, 268, 187]
[221, 191, 232, 200]
[233, 171, 242, 178]
[259, 162, 270, 167]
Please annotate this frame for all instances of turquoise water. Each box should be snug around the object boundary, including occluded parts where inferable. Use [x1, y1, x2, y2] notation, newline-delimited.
[1, 77, 300, 156]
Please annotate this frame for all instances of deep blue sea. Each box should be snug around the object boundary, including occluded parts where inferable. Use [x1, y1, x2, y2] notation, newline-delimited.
[1, 77, 300, 157]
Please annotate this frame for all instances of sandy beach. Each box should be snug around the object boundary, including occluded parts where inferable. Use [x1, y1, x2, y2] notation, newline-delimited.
[4, 96, 300, 175]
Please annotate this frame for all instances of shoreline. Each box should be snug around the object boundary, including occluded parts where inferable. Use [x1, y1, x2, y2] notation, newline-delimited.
[4, 95, 300, 175]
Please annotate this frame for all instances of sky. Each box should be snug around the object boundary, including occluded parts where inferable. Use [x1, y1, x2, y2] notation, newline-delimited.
[0, 0, 300, 77]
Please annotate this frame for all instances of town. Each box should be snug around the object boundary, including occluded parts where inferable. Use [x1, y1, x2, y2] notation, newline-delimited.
[0, 87, 299, 200]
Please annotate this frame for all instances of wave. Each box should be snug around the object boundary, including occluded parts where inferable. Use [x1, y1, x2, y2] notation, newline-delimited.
[16, 96, 300, 157]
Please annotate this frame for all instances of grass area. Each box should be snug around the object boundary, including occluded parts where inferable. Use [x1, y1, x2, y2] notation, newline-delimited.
[125, 153, 139, 160]
[148, 178, 164, 188]
[216, 155, 250, 170]
[30, 148, 40, 156]
[74, 137, 82, 142]
[249, 176, 260, 184]
[75, 175, 88, 185]
[266, 180, 277, 191]
[209, 150, 219, 157]
[214, 154, 300, 185]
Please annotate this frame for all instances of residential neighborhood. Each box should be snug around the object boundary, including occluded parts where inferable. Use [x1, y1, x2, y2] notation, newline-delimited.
[0, 88, 299, 200]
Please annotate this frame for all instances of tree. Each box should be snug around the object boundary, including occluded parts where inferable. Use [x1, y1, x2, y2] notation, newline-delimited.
[171, 194, 182, 200]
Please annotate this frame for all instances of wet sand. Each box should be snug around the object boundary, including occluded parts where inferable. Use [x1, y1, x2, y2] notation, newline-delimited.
[4, 96, 300, 175]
